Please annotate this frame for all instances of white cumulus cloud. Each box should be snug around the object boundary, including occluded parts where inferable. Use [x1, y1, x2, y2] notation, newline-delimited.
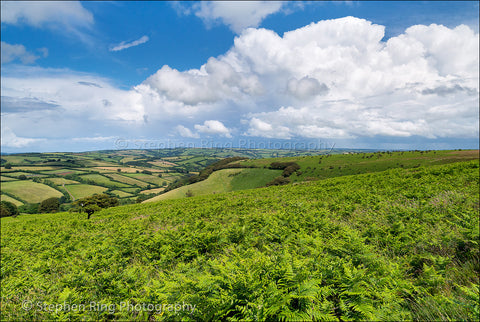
[194, 120, 232, 138]
[1, 127, 43, 148]
[176, 125, 200, 138]
[187, 1, 284, 33]
[1, 1, 93, 29]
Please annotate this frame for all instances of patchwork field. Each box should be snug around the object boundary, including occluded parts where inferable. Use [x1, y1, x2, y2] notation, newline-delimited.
[79, 174, 130, 188]
[64, 184, 108, 199]
[1, 172, 47, 178]
[140, 187, 165, 194]
[110, 190, 133, 198]
[0, 194, 24, 206]
[94, 166, 144, 173]
[122, 173, 166, 186]
[104, 173, 151, 188]
[40, 169, 86, 175]
[44, 178, 80, 185]
[5, 166, 59, 171]
[1, 180, 63, 203]
[0, 176, 17, 182]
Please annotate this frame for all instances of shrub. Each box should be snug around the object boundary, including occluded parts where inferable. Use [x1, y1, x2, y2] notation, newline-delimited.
[38, 197, 60, 213]
[266, 176, 290, 186]
[0, 201, 19, 217]
[282, 164, 300, 177]
[18, 203, 39, 214]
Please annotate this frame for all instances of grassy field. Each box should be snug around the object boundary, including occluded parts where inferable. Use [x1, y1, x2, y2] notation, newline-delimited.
[0, 194, 24, 206]
[230, 168, 284, 190]
[1, 180, 63, 203]
[4, 166, 59, 171]
[79, 174, 130, 188]
[1, 155, 44, 164]
[110, 190, 133, 198]
[122, 173, 166, 186]
[104, 173, 151, 188]
[1, 160, 478, 320]
[146, 168, 282, 202]
[40, 169, 86, 175]
[1, 172, 47, 178]
[140, 187, 165, 194]
[0, 176, 17, 182]
[94, 167, 144, 173]
[64, 184, 108, 200]
[118, 187, 141, 193]
[44, 178, 80, 185]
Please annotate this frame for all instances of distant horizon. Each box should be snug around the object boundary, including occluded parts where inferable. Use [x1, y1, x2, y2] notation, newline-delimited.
[1, 146, 479, 156]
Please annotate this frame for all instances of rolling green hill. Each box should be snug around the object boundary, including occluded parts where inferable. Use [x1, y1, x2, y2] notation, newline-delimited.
[146, 149, 479, 203]
[146, 168, 282, 202]
[1, 160, 478, 320]
[232, 149, 479, 182]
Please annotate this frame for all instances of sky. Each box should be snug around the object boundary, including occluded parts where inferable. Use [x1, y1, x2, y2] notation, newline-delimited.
[1, 1, 479, 153]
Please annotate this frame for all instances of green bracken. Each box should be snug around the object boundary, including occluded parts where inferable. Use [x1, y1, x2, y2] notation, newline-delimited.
[1, 160, 478, 320]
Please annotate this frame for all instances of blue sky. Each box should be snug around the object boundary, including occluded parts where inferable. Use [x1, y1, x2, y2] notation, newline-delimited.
[1, 1, 479, 152]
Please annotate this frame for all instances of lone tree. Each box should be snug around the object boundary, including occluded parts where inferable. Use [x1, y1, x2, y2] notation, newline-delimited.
[73, 194, 118, 219]
[0, 201, 19, 217]
[38, 197, 60, 213]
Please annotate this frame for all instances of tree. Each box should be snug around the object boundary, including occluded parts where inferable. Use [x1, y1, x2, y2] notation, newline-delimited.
[72, 194, 119, 219]
[0, 201, 19, 217]
[38, 197, 60, 213]
[4, 163, 12, 169]
[117, 168, 121, 172]
[18, 174, 27, 180]
[84, 204, 100, 219]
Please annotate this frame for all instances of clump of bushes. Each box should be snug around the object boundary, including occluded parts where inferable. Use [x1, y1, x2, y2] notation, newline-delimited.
[38, 197, 60, 213]
[266, 176, 290, 186]
[0, 201, 19, 217]
[268, 161, 300, 177]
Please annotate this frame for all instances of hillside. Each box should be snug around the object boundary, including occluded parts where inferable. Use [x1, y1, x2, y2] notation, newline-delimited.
[1, 160, 478, 320]
[145, 168, 282, 202]
[144, 149, 479, 202]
